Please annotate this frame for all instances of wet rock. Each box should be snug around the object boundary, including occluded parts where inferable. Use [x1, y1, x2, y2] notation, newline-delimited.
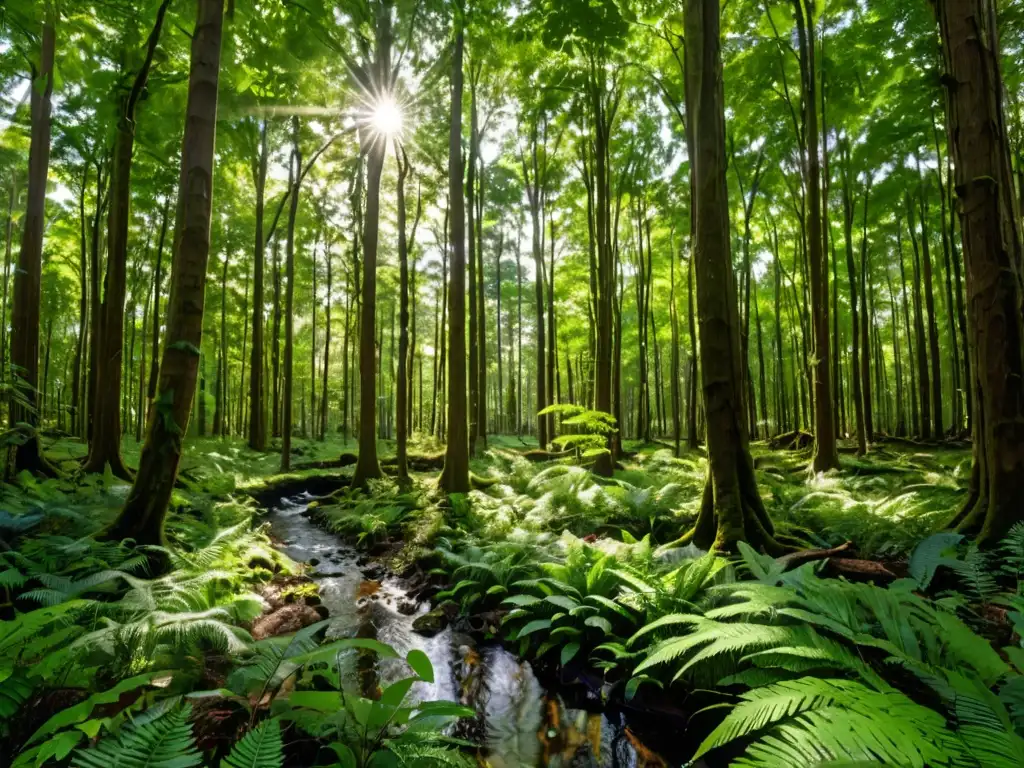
[313, 605, 330, 620]
[411, 602, 459, 637]
[308, 557, 320, 566]
[252, 604, 322, 640]
[361, 563, 385, 580]
[396, 599, 418, 616]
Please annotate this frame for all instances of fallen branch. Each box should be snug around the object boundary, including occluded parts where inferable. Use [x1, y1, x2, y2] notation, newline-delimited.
[776, 541, 854, 570]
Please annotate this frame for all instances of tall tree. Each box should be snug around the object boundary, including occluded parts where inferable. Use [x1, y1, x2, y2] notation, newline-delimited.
[680, 0, 781, 553]
[937, 0, 1024, 546]
[439, 23, 470, 494]
[83, 0, 171, 477]
[351, 0, 393, 488]
[106, 0, 224, 551]
[9, 1, 56, 476]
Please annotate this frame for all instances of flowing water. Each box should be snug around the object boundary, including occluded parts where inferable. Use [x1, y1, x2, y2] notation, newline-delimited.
[267, 493, 675, 767]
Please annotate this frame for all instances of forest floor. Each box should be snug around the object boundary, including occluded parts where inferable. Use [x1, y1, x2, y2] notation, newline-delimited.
[1, 433, 990, 767]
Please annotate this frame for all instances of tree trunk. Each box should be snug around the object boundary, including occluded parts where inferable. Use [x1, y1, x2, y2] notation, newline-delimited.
[933, 112, 963, 434]
[106, 0, 223, 551]
[917, 175, 944, 437]
[72, 171, 88, 438]
[936, 0, 1024, 546]
[351, 3, 393, 487]
[439, 28, 470, 493]
[395, 145, 411, 479]
[213, 243, 228, 436]
[467, 74, 479, 454]
[10, 3, 56, 475]
[248, 119, 268, 450]
[670, 230, 682, 455]
[906, 191, 931, 439]
[270, 238, 281, 437]
[858, 176, 873, 443]
[840, 149, 866, 454]
[146, 197, 169, 420]
[86, 1, 171, 478]
[281, 118, 301, 473]
[682, 0, 779, 552]
[321, 242, 332, 441]
[476, 127, 488, 450]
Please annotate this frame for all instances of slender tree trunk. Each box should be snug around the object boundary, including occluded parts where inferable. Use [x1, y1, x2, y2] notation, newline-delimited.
[86, 0, 171, 478]
[237, 260, 250, 437]
[439, 28, 469, 493]
[146, 197, 169, 420]
[547, 216, 557, 440]
[248, 119, 268, 450]
[495, 231, 504, 433]
[918, 176, 944, 437]
[321, 243, 332, 441]
[858, 178, 873, 443]
[281, 118, 301, 473]
[107, 0, 223, 551]
[10, 3, 56, 475]
[214, 244, 228, 436]
[270, 238, 281, 437]
[906, 191, 931, 438]
[840, 151, 866, 454]
[395, 145, 411, 479]
[670, 230, 681, 455]
[898, 217, 919, 436]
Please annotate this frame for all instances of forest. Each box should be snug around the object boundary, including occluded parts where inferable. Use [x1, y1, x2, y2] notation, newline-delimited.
[2, 0, 1024, 764]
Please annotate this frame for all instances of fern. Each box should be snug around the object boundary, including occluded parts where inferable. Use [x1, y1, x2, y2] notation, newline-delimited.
[72, 704, 201, 768]
[696, 677, 963, 767]
[221, 718, 283, 768]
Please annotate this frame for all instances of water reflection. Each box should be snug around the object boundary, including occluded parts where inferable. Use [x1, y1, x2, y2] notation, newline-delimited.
[268, 495, 670, 767]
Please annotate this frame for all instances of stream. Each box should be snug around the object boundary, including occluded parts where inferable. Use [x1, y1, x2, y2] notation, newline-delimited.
[267, 492, 676, 768]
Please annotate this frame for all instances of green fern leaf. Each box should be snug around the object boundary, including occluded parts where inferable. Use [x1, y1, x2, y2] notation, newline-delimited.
[73, 704, 201, 768]
[221, 718, 283, 768]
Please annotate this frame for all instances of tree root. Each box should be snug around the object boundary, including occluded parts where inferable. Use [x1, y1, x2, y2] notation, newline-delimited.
[776, 541, 854, 570]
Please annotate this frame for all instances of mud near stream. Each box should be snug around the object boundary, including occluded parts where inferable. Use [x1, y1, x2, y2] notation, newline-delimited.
[268, 493, 677, 767]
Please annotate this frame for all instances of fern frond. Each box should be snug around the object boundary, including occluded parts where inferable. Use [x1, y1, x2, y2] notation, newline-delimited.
[220, 718, 283, 768]
[72, 704, 201, 768]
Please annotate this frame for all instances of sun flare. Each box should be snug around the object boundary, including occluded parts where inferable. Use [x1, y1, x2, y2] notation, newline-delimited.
[370, 96, 403, 137]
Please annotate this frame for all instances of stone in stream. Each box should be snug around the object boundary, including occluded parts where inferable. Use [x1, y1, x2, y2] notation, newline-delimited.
[411, 602, 459, 637]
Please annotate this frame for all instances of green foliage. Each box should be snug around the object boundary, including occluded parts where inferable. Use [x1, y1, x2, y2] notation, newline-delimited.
[220, 718, 283, 768]
[72, 704, 202, 768]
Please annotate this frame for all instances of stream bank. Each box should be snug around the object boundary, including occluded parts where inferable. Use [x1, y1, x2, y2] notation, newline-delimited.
[264, 489, 687, 767]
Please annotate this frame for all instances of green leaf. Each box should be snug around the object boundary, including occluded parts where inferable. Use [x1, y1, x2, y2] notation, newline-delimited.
[561, 642, 581, 665]
[517, 619, 552, 639]
[221, 718, 283, 768]
[406, 649, 434, 683]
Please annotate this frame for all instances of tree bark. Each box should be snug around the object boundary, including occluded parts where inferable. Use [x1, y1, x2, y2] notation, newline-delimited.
[439, 28, 470, 493]
[936, 0, 1024, 546]
[248, 119, 268, 450]
[10, 3, 56, 475]
[681, 0, 780, 553]
[281, 118, 301, 473]
[351, 1, 392, 487]
[906, 190, 931, 439]
[395, 144, 411, 479]
[106, 0, 223, 551]
[917, 173, 944, 437]
[86, 0, 171, 479]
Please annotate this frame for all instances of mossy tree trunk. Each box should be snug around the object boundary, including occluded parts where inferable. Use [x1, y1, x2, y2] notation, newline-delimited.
[681, 0, 782, 555]
[936, 0, 1024, 546]
[105, 0, 223, 550]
